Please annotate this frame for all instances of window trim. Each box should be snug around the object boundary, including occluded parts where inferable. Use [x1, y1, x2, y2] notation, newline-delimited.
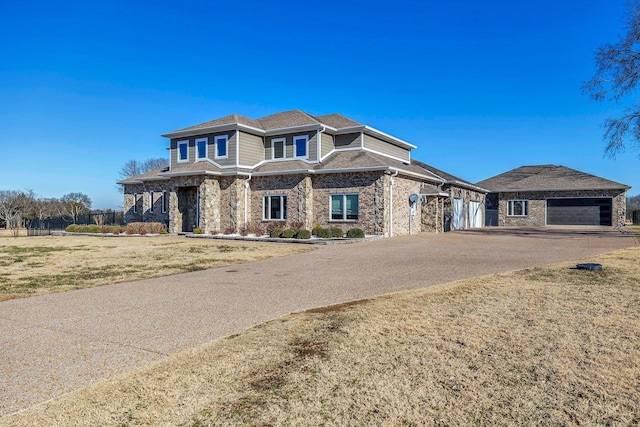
[330, 193, 359, 222]
[195, 137, 208, 161]
[133, 193, 138, 213]
[215, 135, 228, 159]
[508, 199, 529, 217]
[161, 190, 167, 213]
[293, 135, 309, 159]
[270, 137, 285, 160]
[263, 194, 287, 220]
[177, 140, 189, 163]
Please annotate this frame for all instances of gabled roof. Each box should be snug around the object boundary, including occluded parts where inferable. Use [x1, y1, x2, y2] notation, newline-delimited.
[257, 110, 320, 130]
[476, 165, 630, 192]
[314, 113, 362, 129]
[412, 160, 488, 193]
[175, 114, 263, 133]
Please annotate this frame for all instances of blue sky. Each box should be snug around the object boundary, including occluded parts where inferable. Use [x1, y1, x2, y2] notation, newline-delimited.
[0, 0, 637, 209]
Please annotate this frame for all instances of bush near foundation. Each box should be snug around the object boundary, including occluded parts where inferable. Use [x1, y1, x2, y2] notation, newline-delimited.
[266, 221, 286, 234]
[330, 227, 344, 238]
[193, 227, 203, 235]
[312, 225, 323, 236]
[296, 229, 312, 239]
[315, 227, 332, 239]
[270, 228, 284, 238]
[66, 223, 166, 235]
[281, 228, 298, 239]
[347, 228, 365, 238]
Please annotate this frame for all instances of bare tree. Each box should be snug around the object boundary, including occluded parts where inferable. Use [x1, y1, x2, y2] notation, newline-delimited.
[0, 190, 36, 237]
[117, 157, 169, 192]
[583, 1, 640, 157]
[60, 192, 92, 224]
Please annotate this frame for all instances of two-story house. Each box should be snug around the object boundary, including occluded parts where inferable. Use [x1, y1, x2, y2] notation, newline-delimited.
[120, 110, 487, 236]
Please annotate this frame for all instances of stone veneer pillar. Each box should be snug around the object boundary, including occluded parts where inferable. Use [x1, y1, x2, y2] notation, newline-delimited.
[168, 188, 180, 233]
[228, 178, 245, 233]
[297, 175, 313, 229]
[199, 179, 221, 234]
[374, 174, 389, 236]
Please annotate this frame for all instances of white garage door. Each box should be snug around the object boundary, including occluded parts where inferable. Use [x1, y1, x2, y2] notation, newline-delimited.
[469, 200, 482, 228]
[453, 198, 464, 230]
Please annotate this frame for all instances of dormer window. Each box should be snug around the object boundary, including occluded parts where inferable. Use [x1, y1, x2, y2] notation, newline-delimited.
[294, 135, 308, 158]
[215, 135, 228, 159]
[272, 138, 285, 159]
[177, 140, 189, 163]
[196, 138, 207, 160]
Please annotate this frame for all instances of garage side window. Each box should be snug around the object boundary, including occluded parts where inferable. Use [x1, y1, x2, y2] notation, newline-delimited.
[508, 200, 529, 216]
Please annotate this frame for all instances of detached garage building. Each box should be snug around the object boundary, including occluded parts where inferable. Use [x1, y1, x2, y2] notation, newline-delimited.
[477, 165, 630, 227]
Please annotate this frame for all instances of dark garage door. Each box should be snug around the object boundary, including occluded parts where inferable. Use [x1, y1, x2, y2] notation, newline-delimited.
[547, 198, 612, 226]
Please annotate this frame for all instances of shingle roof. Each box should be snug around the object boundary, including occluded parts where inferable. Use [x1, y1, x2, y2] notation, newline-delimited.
[174, 114, 263, 133]
[167, 110, 367, 135]
[118, 167, 171, 184]
[314, 113, 362, 129]
[257, 110, 320, 130]
[476, 165, 630, 192]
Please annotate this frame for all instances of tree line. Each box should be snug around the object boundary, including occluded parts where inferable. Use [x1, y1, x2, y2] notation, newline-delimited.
[0, 191, 92, 234]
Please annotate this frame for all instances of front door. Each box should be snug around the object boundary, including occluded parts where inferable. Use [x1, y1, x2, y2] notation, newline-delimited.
[177, 187, 199, 232]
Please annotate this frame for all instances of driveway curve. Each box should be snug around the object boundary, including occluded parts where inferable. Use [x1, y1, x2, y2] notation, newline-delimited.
[0, 227, 636, 415]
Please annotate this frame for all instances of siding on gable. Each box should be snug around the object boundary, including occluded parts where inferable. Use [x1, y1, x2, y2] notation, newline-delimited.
[239, 131, 264, 166]
[335, 133, 361, 150]
[321, 132, 334, 158]
[265, 132, 318, 162]
[362, 134, 410, 162]
[170, 132, 237, 167]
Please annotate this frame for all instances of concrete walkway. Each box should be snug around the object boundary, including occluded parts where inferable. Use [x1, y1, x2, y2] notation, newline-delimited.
[0, 227, 636, 416]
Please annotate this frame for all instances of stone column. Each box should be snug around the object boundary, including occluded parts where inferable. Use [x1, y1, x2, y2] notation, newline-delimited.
[168, 187, 180, 233]
[374, 174, 389, 236]
[229, 178, 244, 233]
[297, 175, 313, 229]
[199, 179, 221, 234]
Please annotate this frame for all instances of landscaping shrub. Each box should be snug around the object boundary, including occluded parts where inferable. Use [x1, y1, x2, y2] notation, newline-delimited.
[296, 229, 312, 239]
[159, 228, 168, 235]
[281, 228, 297, 238]
[146, 222, 165, 234]
[266, 221, 286, 234]
[330, 227, 344, 238]
[193, 227, 203, 235]
[315, 227, 332, 239]
[270, 228, 284, 238]
[100, 226, 111, 234]
[311, 225, 323, 236]
[65, 224, 80, 233]
[347, 228, 365, 238]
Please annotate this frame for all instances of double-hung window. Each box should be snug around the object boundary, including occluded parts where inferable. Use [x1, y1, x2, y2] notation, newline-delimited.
[196, 138, 207, 160]
[215, 135, 228, 159]
[263, 195, 287, 220]
[177, 140, 189, 163]
[272, 138, 285, 159]
[294, 135, 308, 158]
[132, 193, 139, 213]
[331, 194, 359, 221]
[508, 200, 529, 216]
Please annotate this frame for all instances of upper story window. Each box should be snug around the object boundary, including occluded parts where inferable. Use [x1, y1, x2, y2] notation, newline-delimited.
[508, 200, 529, 216]
[196, 138, 207, 160]
[272, 138, 285, 159]
[331, 194, 359, 221]
[294, 135, 308, 158]
[177, 140, 189, 163]
[215, 135, 228, 159]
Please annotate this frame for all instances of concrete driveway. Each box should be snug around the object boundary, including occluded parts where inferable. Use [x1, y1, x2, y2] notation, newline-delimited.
[0, 227, 636, 416]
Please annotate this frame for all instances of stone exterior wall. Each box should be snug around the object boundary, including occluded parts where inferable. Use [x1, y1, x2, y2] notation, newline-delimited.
[421, 196, 445, 232]
[312, 172, 383, 235]
[390, 175, 423, 235]
[496, 189, 627, 227]
[447, 185, 486, 230]
[123, 170, 481, 236]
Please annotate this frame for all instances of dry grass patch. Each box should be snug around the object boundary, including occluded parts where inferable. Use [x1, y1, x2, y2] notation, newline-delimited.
[3, 246, 640, 426]
[0, 235, 309, 301]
